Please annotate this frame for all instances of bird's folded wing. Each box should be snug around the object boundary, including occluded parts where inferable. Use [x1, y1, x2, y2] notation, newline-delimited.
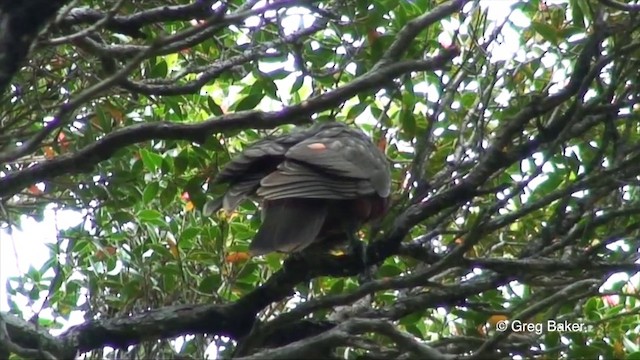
[257, 160, 375, 200]
[213, 139, 287, 184]
[222, 174, 263, 211]
[285, 136, 391, 197]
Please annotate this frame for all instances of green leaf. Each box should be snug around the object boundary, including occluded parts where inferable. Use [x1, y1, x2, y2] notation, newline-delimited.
[161, 156, 173, 174]
[400, 108, 416, 139]
[265, 68, 290, 80]
[262, 77, 279, 99]
[531, 21, 559, 45]
[143, 182, 160, 204]
[185, 177, 206, 208]
[150, 60, 168, 78]
[137, 209, 163, 222]
[198, 274, 221, 293]
[208, 98, 224, 116]
[174, 149, 189, 175]
[460, 92, 477, 108]
[346, 102, 368, 120]
[27, 265, 41, 282]
[165, 97, 183, 119]
[329, 279, 344, 294]
[290, 76, 304, 94]
[160, 183, 177, 208]
[378, 264, 403, 277]
[234, 93, 264, 112]
[201, 136, 225, 152]
[405, 324, 424, 338]
[181, 227, 200, 241]
[139, 149, 163, 172]
[29, 287, 40, 301]
[111, 210, 134, 223]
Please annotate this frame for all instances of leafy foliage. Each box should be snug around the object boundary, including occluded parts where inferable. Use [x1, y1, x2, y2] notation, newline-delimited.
[2, 0, 640, 359]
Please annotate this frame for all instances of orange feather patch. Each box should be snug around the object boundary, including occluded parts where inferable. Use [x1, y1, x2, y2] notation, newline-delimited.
[307, 142, 327, 151]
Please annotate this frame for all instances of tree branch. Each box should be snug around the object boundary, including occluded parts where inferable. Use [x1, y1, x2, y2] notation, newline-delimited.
[598, 0, 640, 12]
[377, 0, 468, 66]
[469, 279, 601, 359]
[4, 241, 629, 356]
[0, 51, 458, 198]
[120, 20, 328, 96]
[0, 312, 74, 359]
[54, 1, 220, 38]
[238, 318, 454, 360]
[0, 32, 165, 165]
[367, 29, 606, 263]
[0, 0, 71, 93]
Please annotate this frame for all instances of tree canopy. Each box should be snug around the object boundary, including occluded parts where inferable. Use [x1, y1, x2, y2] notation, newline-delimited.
[2, 0, 640, 358]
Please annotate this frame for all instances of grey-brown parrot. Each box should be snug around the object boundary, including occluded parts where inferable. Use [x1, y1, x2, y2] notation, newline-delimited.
[208, 122, 391, 256]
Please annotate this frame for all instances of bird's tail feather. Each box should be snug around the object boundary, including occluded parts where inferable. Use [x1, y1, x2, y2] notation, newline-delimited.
[249, 199, 327, 256]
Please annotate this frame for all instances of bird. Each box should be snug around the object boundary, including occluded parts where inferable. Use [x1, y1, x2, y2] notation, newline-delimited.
[207, 121, 391, 257]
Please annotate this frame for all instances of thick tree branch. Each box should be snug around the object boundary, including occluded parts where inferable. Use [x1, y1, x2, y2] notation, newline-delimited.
[46, 0, 127, 46]
[55, 1, 220, 38]
[1, 312, 74, 359]
[3, 213, 637, 356]
[54, 0, 321, 40]
[58, 0, 307, 59]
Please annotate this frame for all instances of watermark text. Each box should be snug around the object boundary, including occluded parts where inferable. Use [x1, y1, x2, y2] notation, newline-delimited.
[496, 319, 589, 334]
